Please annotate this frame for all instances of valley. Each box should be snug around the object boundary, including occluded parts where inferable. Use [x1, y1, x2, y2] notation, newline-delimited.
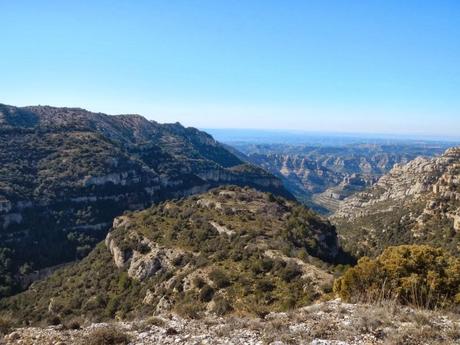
[209, 130, 453, 214]
[1, 107, 460, 345]
[3, 2, 460, 343]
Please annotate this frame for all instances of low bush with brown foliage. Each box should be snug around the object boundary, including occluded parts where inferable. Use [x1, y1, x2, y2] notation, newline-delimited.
[333, 244, 460, 309]
[82, 325, 130, 345]
[0, 315, 14, 335]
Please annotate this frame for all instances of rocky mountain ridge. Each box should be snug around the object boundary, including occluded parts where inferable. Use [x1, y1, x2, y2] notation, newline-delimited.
[333, 147, 460, 257]
[0, 104, 289, 296]
[229, 143, 449, 213]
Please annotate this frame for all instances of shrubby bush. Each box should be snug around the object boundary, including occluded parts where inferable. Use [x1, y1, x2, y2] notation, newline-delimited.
[199, 284, 215, 302]
[209, 269, 231, 289]
[211, 295, 233, 316]
[84, 325, 130, 345]
[333, 244, 460, 308]
[0, 315, 14, 335]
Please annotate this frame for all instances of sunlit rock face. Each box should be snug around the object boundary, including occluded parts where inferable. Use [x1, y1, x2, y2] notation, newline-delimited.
[230, 143, 447, 214]
[333, 147, 460, 257]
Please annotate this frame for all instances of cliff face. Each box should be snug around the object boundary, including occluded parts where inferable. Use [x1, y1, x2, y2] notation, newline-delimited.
[232, 144, 447, 214]
[2, 187, 343, 323]
[333, 147, 460, 257]
[0, 104, 290, 296]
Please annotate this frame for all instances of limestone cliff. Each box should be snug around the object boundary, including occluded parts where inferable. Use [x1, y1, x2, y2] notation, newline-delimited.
[333, 147, 460, 256]
[231, 143, 447, 214]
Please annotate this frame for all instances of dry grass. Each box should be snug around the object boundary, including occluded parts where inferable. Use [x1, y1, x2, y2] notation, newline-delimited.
[214, 324, 235, 338]
[63, 316, 85, 330]
[265, 300, 459, 344]
[0, 315, 15, 335]
[347, 301, 458, 345]
[353, 304, 394, 332]
[129, 316, 167, 333]
[309, 318, 336, 339]
[80, 325, 131, 345]
[4, 300, 459, 345]
[145, 316, 166, 327]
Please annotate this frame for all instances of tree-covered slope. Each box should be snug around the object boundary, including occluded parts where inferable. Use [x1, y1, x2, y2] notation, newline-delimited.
[2, 187, 346, 324]
[0, 104, 290, 296]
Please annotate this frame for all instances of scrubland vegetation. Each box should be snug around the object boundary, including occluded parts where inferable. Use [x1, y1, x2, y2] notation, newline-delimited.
[334, 244, 460, 310]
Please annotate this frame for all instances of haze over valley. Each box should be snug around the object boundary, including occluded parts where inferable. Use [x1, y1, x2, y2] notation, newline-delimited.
[209, 129, 457, 213]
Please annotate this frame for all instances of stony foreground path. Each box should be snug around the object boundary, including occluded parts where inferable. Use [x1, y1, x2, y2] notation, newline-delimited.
[3, 300, 460, 345]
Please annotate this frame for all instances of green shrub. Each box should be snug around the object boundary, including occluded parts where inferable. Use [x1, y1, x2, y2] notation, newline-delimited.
[333, 244, 460, 309]
[193, 276, 205, 289]
[257, 279, 275, 292]
[135, 242, 150, 254]
[211, 296, 233, 316]
[199, 284, 215, 302]
[209, 269, 231, 289]
[280, 262, 302, 282]
[250, 257, 274, 274]
[47, 315, 61, 326]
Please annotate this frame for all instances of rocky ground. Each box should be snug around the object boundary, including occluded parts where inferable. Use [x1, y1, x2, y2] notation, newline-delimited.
[3, 300, 459, 345]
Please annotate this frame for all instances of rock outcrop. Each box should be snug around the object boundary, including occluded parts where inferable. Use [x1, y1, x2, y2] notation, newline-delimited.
[231, 143, 447, 214]
[4, 300, 459, 345]
[333, 147, 460, 257]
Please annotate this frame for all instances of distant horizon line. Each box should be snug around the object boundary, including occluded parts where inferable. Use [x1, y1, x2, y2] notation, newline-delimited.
[203, 127, 460, 143]
[3, 101, 460, 142]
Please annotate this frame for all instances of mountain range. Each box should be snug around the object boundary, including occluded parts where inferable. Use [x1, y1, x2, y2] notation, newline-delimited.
[0, 104, 290, 296]
[225, 142, 449, 213]
[1, 103, 460, 344]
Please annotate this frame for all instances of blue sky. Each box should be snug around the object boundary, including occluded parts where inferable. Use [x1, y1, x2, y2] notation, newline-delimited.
[1, 1, 459, 137]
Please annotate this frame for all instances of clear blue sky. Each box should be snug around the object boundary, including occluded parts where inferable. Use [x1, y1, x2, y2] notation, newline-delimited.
[1, 1, 459, 137]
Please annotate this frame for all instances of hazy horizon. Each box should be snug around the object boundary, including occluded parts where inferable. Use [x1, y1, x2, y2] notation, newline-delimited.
[3, 100, 460, 142]
[2, 1, 459, 136]
[204, 128, 460, 144]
